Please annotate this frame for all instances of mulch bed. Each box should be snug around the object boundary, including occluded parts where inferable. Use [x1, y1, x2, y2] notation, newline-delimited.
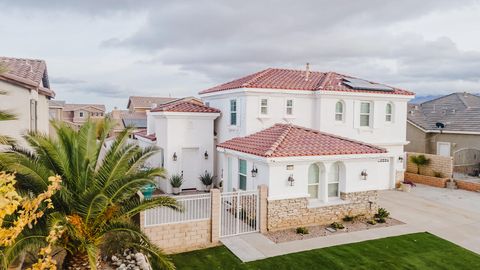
[265, 218, 403, 243]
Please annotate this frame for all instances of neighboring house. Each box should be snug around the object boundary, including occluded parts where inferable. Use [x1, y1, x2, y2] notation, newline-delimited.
[0, 56, 55, 147]
[127, 96, 178, 113]
[110, 109, 147, 136]
[406, 92, 480, 176]
[406, 92, 480, 156]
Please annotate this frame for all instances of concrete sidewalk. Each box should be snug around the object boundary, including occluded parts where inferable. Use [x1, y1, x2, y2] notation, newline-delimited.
[222, 185, 480, 262]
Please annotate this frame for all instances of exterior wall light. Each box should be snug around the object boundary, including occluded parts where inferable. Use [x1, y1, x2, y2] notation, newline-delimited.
[251, 166, 258, 177]
[288, 174, 295, 186]
[173, 152, 177, 161]
[361, 170, 368, 180]
[204, 150, 209, 160]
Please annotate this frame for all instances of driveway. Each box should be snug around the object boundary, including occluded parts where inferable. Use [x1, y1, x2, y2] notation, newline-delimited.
[379, 184, 480, 254]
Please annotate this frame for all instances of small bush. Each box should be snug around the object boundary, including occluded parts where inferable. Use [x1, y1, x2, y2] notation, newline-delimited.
[375, 208, 390, 219]
[296, 227, 309, 234]
[330, 222, 345, 230]
[343, 215, 354, 222]
[377, 217, 386, 223]
[367, 219, 377, 225]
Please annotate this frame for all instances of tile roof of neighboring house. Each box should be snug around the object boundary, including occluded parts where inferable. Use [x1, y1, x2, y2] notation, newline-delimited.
[408, 92, 480, 133]
[151, 99, 220, 113]
[199, 68, 414, 96]
[63, 104, 106, 112]
[48, 100, 66, 108]
[0, 56, 55, 97]
[127, 96, 179, 109]
[134, 129, 156, 141]
[218, 124, 386, 158]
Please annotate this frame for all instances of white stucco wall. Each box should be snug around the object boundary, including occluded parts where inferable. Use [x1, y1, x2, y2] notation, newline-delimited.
[146, 112, 219, 193]
[0, 81, 50, 147]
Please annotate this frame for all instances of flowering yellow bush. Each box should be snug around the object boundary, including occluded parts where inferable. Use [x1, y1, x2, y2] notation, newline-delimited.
[0, 172, 62, 269]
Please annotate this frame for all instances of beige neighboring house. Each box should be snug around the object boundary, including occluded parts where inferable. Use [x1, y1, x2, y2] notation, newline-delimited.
[127, 96, 178, 113]
[0, 56, 55, 147]
[48, 101, 106, 130]
[406, 92, 480, 177]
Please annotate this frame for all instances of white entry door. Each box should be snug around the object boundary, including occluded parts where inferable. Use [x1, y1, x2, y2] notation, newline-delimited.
[437, 142, 451, 157]
[181, 148, 199, 190]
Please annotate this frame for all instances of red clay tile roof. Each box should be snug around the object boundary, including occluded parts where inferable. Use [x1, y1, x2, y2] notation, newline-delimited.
[217, 124, 386, 158]
[200, 68, 414, 96]
[0, 56, 55, 97]
[134, 129, 156, 141]
[151, 100, 220, 113]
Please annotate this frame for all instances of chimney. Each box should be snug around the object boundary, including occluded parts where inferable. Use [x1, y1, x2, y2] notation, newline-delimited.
[305, 62, 310, 81]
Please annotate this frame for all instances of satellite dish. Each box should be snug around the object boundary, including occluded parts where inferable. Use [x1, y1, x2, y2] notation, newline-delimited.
[436, 122, 445, 129]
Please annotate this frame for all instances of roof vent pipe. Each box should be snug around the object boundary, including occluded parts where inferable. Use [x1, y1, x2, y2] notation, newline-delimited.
[305, 62, 310, 81]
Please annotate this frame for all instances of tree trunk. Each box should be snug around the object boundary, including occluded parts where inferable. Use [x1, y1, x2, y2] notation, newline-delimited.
[63, 252, 100, 270]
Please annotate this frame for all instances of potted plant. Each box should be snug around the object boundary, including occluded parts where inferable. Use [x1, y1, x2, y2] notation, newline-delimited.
[199, 171, 215, 191]
[410, 154, 430, 175]
[170, 174, 183, 195]
[401, 180, 416, 192]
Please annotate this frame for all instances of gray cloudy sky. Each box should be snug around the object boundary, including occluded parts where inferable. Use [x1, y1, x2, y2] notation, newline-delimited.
[1, 0, 480, 110]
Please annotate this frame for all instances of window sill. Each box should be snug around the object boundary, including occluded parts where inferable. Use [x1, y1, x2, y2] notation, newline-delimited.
[228, 126, 240, 131]
[257, 115, 271, 119]
[307, 198, 350, 209]
[356, 127, 374, 133]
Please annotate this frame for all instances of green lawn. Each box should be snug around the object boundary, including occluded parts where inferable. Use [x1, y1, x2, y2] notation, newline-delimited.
[171, 233, 480, 270]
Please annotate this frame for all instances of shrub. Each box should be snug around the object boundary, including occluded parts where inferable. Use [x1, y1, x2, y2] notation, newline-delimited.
[296, 227, 309, 234]
[375, 208, 390, 219]
[170, 174, 184, 188]
[330, 222, 345, 230]
[377, 217, 387, 223]
[367, 219, 377, 225]
[343, 215, 354, 222]
[410, 155, 430, 175]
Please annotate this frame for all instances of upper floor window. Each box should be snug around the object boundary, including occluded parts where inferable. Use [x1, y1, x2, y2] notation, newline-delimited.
[335, 101, 344, 121]
[260, 98, 268, 115]
[360, 102, 371, 127]
[385, 103, 393, 122]
[79, 112, 84, 117]
[286, 99, 294, 115]
[230, 99, 237, 126]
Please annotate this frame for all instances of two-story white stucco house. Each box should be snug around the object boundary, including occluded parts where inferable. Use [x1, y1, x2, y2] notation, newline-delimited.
[141, 66, 414, 228]
[0, 57, 55, 148]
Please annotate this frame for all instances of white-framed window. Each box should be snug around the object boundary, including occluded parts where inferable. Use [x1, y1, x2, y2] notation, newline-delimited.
[239, 159, 247, 190]
[308, 164, 320, 199]
[286, 99, 294, 115]
[230, 99, 237, 126]
[385, 103, 393, 122]
[205, 101, 210, 107]
[79, 111, 84, 118]
[328, 162, 341, 198]
[260, 98, 268, 115]
[359, 102, 371, 127]
[335, 101, 344, 121]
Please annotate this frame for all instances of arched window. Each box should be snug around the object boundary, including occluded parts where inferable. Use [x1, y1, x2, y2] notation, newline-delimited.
[328, 162, 344, 198]
[308, 164, 320, 199]
[385, 103, 393, 122]
[335, 101, 344, 121]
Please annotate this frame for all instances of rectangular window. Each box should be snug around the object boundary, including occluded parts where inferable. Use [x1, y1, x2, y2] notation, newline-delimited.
[79, 111, 84, 117]
[30, 99, 37, 131]
[286, 99, 293, 115]
[360, 102, 371, 127]
[230, 99, 237, 126]
[328, 164, 340, 197]
[260, 98, 268, 115]
[239, 159, 247, 190]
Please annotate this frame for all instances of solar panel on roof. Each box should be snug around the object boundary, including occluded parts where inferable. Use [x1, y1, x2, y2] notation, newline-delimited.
[342, 78, 394, 91]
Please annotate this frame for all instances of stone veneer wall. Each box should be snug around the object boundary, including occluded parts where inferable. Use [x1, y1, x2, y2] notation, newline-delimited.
[455, 180, 480, 192]
[404, 172, 449, 188]
[406, 152, 453, 178]
[267, 191, 378, 231]
[141, 216, 214, 254]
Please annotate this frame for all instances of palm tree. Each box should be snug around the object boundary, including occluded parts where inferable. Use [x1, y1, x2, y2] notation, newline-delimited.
[0, 64, 17, 145]
[0, 119, 179, 269]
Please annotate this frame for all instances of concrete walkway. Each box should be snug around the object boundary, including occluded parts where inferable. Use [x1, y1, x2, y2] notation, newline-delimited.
[221, 185, 480, 262]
